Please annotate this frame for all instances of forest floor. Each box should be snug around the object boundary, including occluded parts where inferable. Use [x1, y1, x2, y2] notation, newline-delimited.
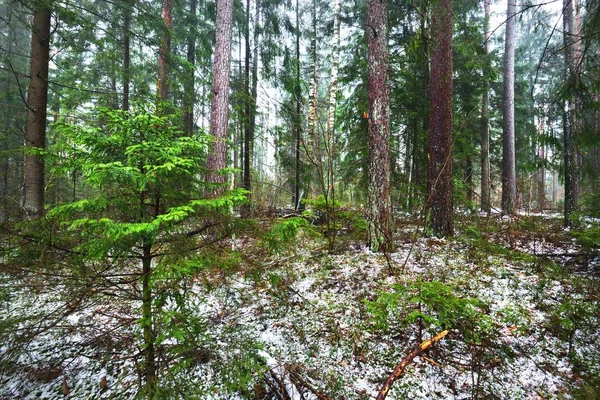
[1, 212, 599, 399]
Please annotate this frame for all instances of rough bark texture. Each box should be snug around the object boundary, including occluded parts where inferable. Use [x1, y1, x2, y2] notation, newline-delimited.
[158, 0, 173, 101]
[243, 0, 260, 215]
[376, 330, 449, 400]
[325, 0, 341, 203]
[367, 0, 393, 252]
[307, 0, 318, 156]
[563, 0, 579, 226]
[427, 0, 453, 237]
[141, 246, 156, 399]
[183, 0, 197, 135]
[293, 0, 302, 210]
[206, 0, 234, 194]
[122, 0, 132, 111]
[480, 0, 491, 214]
[502, 0, 517, 215]
[538, 108, 546, 211]
[24, 6, 52, 217]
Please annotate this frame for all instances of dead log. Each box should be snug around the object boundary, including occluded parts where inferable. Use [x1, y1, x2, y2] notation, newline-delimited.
[376, 330, 449, 400]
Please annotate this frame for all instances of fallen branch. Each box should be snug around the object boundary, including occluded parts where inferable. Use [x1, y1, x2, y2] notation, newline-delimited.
[376, 330, 449, 400]
[285, 366, 330, 400]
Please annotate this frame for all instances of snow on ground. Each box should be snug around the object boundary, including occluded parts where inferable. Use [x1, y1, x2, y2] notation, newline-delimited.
[1, 215, 598, 399]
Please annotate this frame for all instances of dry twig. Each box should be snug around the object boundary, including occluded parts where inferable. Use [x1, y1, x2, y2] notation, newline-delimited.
[376, 330, 449, 400]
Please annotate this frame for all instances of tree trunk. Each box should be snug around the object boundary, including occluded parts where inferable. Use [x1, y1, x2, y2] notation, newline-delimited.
[141, 245, 156, 399]
[24, 6, 52, 217]
[123, 0, 132, 111]
[480, 0, 491, 214]
[502, 0, 517, 215]
[183, 0, 197, 135]
[206, 0, 234, 195]
[427, 0, 453, 237]
[465, 156, 473, 206]
[537, 104, 546, 211]
[305, 0, 318, 200]
[367, 0, 393, 252]
[158, 0, 173, 101]
[293, 0, 302, 210]
[563, 0, 579, 226]
[242, 0, 260, 215]
[325, 0, 340, 200]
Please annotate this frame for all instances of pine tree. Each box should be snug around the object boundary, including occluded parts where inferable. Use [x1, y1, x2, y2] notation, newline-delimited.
[367, 0, 393, 252]
[24, 2, 52, 217]
[207, 0, 234, 195]
[502, 0, 517, 214]
[480, 0, 491, 214]
[427, 0, 453, 237]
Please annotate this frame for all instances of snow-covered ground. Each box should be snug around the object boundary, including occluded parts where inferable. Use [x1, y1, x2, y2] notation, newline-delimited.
[1, 215, 598, 399]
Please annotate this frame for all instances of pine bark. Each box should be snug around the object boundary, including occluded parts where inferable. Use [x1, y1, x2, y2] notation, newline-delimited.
[480, 0, 491, 214]
[563, 0, 579, 226]
[206, 0, 234, 194]
[183, 0, 197, 135]
[243, 0, 260, 215]
[122, 0, 132, 111]
[293, 0, 302, 210]
[158, 0, 173, 101]
[24, 6, 52, 217]
[427, 0, 453, 237]
[367, 0, 393, 252]
[502, 0, 517, 215]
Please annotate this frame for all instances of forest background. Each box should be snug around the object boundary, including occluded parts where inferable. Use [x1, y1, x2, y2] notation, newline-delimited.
[0, 0, 599, 398]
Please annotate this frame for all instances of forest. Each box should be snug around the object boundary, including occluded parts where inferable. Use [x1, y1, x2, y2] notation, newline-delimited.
[0, 0, 599, 398]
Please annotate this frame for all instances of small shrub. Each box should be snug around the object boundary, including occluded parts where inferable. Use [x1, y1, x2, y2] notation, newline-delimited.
[366, 280, 494, 344]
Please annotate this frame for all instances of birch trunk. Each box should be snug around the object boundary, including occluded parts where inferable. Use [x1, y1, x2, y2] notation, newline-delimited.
[307, 0, 318, 157]
[325, 0, 341, 203]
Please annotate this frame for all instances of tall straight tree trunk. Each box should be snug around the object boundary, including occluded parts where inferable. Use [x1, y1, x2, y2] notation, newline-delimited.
[307, 0, 317, 147]
[537, 105, 546, 211]
[367, 0, 392, 252]
[206, 0, 234, 194]
[122, 0, 132, 111]
[325, 0, 341, 200]
[158, 0, 173, 101]
[563, 0, 579, 226]
[293, 0, 302, 210]
[502, 0, 517, 215]
[242, 0, 260, 215]
[465, 156, 473, 204]
[183, 0, 197, 135]
[24, 5, 52, 217]
[427, 0, 453, 237]
[480, 0, 491, 214]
